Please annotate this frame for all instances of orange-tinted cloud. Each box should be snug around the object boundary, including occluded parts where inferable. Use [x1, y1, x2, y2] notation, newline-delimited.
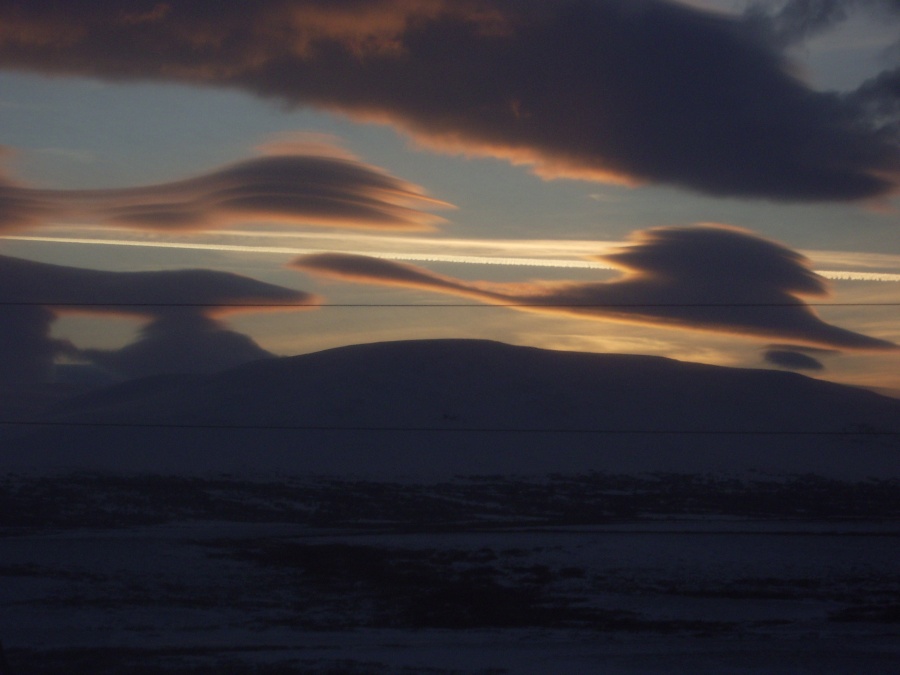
[0, 145, 450, 233]
[292, 224, 898, 350]
[0, 0, 897, 201]
[0, 253, 318, 382]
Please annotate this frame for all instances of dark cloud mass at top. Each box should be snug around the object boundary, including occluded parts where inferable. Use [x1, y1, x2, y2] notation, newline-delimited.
[0, 0, 897, 201]
[293, 224, 898, 350]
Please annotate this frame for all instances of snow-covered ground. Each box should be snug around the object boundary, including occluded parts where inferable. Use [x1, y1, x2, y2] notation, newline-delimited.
[1, 342, 897, 671]
[1, 472, 897, 673]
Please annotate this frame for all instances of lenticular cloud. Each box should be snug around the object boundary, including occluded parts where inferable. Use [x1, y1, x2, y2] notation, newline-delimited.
[292, 224, 897, 350]
[0, 147, 450, 233]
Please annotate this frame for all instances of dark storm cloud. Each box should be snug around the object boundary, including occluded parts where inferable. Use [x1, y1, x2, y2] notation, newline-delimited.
[0, 254, 318, 382]
[0, 1, 897, 201]
[292, 224, 898, 350]
[0, 147, 449, 233]
[763, 348, 826, 370]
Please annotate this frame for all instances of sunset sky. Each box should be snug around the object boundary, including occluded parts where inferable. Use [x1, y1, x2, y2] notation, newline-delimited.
[0, 0, 898, 392]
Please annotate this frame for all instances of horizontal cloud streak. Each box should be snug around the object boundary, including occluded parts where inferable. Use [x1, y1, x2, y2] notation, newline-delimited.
[292, 224, 898, 350]
[0, 146, 450, 233]
[0, 255, 316, 316]
[0, 1, 896, 201]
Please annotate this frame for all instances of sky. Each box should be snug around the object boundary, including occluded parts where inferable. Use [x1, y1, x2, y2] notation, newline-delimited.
[0, 0, 898, 393]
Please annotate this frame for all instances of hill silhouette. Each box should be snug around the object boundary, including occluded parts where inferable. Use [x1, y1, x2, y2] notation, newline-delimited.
[3, 339, 898, 478]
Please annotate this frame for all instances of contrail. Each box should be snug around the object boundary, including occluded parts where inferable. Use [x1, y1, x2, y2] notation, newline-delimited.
[3, 234, 900, 280]
[0, 235, 616, 269]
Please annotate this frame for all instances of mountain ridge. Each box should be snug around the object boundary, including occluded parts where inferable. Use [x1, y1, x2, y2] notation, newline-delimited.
[5, 339, 899, 479]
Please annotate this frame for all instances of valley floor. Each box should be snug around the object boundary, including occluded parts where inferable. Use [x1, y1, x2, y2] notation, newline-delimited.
[1, 472, 898, 674]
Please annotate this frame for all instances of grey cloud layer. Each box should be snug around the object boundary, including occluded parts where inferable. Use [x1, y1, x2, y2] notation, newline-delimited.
[293, 225, 897, 350]
[0, 254, 317, 382]
[0, 152, 449, 233]
[0, 0, 896, 201]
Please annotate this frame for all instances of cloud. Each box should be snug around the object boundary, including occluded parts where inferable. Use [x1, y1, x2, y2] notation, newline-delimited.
[762, 341, 841, 371]
[747, 0, 900, 46]
[765, 342, 842, 355]
[81, 313, 276, 380]
[0, 254, 318, 382]
[0, 306, 72, 383]
[0, 254, 315, 314]
[292, 224, 898, 350]
[0, 143, 450, 233]
[0, 0, 897, 201]
[763, 349, 827, 371]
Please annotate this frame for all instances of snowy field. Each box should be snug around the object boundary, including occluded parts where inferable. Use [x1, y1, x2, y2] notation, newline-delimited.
[1, 472, 897, 674]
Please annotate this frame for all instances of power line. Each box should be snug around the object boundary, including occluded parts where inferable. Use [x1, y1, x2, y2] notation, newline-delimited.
[0, 302, 898, 308]
[1, 419, 897, 435]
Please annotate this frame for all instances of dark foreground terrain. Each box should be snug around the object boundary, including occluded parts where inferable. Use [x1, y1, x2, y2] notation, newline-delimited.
[2, 342, 898, 672]
[1, 471, 898, 674]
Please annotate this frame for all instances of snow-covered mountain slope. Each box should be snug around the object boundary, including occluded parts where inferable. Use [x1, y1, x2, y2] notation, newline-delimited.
[3, 340, 899, 478]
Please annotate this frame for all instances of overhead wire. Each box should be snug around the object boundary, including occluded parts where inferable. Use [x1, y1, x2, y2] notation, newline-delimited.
[0, 420, 897, 436]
